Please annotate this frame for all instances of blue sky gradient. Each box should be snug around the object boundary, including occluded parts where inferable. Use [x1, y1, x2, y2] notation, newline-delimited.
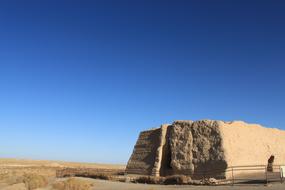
[0, 0, 285, 164]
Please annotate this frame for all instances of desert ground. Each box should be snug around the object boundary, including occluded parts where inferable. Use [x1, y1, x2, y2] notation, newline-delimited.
[69, 179, 285, 190]
[0, 158, 284, 190]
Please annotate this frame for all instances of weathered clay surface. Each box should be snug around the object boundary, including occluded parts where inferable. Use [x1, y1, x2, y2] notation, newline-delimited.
[220, 121, 285, 177]
[126, 120, 285, 179]
[169, 121, 194, 175]
[170, 120, 227, 178]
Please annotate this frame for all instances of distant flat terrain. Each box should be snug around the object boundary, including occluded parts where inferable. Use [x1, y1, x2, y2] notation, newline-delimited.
[0, 158, 125, 169]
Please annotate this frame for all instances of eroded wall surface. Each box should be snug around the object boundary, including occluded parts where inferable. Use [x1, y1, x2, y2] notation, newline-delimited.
[126, 120, 285, 179]
[169, 121, 194, 175]
[170, 120, 227, 178]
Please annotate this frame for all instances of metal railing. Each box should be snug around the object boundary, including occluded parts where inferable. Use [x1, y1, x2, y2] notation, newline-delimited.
[125, 164, 284, 185]
[196, 164, 285, 185]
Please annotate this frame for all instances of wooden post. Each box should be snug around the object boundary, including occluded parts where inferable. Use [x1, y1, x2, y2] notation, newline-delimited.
[203, 169, 206, 182]
[231, 168, 234, 186]
[265, 166, 268, 184]
[281, 167, 282, 184]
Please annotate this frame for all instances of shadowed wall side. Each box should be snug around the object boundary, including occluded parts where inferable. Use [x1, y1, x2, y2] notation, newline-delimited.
[151, 124, 170, 176]
[125, 128, 161, 175]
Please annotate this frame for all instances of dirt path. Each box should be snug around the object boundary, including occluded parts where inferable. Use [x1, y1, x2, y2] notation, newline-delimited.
[88, 179, 285, 190]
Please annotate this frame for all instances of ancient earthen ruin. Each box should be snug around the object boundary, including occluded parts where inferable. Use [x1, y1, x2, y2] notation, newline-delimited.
[126, 120, 285, 179]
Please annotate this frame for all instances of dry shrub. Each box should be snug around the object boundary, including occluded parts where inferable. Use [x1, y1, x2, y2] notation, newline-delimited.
[5, 176, 25, 185]
[201, 177, 218, 185]
[0, 172, 25, 186]
[164, 175, 191, 185]
[116, 176, 131, 183]
[0, 173, 9, 181]
[22, 174, 48, 190]
[56, 168, 123, 178]
[79, 173, 112, 180]
[95, 173, 111, 180]
[1, 183, 27, 190]
[118, 178, 128, 183]
[116, 171, 125, 176]
[1, 173, 48, 189]
[133, 176, 162, 184]
[133, 175, 192, 185]
[58, 169, 112, 181]
[52, 178, 93, 190]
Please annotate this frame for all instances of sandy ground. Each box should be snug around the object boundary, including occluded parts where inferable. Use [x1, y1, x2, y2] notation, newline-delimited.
[1, 158, 284, 190]
[1, 177, 284, 190]
[63, 178, 285, 190]
[0, 158, 125, 189]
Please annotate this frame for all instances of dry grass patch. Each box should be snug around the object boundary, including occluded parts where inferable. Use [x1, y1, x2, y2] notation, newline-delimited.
[1, 183, 27, 190]
[22, 174, 48, 190]
[0, 173, 11, 182]
[56, 168, 123, 178]
[52, 178, 93, 190]
[133, 176, 163, 184]
[132, 175, 192, 185]
[0, 173, 48, 190]
[164, 175, 191, 185]
[76, 173, 112, 180]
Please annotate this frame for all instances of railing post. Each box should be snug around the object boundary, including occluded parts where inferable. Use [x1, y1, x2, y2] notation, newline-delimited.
[265, 166, 268, 184]
[281, 166, 283, 184]
[203, 169, 205, 182]
[280, 166, 282, 184]
[231, 167, 234, 186]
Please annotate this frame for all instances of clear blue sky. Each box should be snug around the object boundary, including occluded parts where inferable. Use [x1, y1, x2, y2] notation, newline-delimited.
[0, 0, 284, 164]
